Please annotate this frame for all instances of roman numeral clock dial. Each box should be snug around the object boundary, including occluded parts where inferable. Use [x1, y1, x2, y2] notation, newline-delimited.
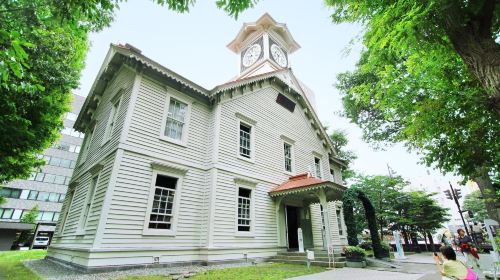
[271, 44, 287, 67]
[242, 44, 262, 68]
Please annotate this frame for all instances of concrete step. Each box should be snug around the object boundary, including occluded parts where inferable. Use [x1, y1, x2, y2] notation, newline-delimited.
[271, 259, 345, 268]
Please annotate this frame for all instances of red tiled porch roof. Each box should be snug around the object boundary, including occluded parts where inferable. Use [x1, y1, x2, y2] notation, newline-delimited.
[269, 173, 327, 194]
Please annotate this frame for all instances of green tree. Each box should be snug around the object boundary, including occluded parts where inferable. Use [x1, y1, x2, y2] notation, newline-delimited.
[406, 191, 450, 251]
[349, 174, 409, 237]
[329, 129, 357, 180]
[16, 205, 39, 245]
[20, 205, 39, 224]
[343, 187, 387, 259]
[463, 190, 489, 222]
[329, 0, 500, 221]
[0, 0, 256, 184]
[325, 0, 500, 110]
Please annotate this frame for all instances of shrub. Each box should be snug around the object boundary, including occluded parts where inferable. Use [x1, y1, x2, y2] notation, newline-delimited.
[343, 246, 367, 261]
[379, 242, 391, 258]
[359, 241, 372, 251]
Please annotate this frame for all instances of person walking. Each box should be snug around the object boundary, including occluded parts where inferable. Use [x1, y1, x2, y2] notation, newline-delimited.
[456, 229, 481, 270]
[434, 245, 478, 280]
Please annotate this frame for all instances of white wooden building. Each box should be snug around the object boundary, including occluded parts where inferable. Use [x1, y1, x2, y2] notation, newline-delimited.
[48, 14, 348, 271]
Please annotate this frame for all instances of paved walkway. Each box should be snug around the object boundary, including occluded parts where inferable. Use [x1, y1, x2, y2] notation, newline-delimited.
[289, 252, 496, 280]
[288, 268, 425, 280]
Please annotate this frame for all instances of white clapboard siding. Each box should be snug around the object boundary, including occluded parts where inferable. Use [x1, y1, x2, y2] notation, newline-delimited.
[212, 169, 277, 248]
[99, 151, 206, 248]
[217, 86, 332, 185]
[310, 202, 344, 249]
[72, 67, 135, 179]
[310, 203, 323, 249]
[125, 76, 211, 167]
[52, 153, 116, 247]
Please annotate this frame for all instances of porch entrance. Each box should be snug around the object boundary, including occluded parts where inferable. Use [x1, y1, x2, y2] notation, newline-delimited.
[286, 206, 300, 249]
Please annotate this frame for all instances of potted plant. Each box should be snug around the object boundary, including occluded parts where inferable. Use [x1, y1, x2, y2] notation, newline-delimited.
[343, 246, 367, 268]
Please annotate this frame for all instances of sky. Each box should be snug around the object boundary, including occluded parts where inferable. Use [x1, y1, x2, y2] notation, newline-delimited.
[74, 0, 462, 193]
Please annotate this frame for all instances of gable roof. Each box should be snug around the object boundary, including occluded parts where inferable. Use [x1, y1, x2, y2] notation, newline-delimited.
[74, 43, 210, 131]
[269, 173, 346, 197]
[75, 43, 346, 166]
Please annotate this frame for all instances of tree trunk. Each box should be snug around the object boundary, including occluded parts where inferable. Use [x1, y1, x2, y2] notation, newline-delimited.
[427, 231, 435, 252]
[473, 166, 499, 222]
[422, 231, 429, 252]
[402, 227, 410, 247]
[443, 0, 500, 113]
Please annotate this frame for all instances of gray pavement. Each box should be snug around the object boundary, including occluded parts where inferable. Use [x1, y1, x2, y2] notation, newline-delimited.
[289, 252, 497, 280]
[288, 268, 425, 280]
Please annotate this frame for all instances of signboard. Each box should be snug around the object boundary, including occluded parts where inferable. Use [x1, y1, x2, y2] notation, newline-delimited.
[306, 250, 315, 260]
[298, 228, 304, 253]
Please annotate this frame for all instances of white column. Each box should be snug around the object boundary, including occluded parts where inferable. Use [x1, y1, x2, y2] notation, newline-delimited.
[318, 189, 332, 250]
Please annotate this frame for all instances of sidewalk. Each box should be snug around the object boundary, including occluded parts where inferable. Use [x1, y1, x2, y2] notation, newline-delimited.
[288, 267, 425, 280]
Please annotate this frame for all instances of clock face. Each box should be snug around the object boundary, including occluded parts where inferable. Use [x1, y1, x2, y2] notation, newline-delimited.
[242, 44, 262, 67]
[271, 44, 287, 67]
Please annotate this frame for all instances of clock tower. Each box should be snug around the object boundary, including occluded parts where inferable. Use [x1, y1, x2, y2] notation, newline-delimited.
[227, 13, 300, 80]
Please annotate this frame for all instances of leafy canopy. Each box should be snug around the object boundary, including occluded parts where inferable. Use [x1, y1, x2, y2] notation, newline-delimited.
[0, 0, 256, 185]
[463, 190, 488, 222]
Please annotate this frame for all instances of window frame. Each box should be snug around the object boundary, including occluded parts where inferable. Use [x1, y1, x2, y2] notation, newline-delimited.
[142, 167, 185, 236]
[234, 178, 257, 237]
[281, 136, 295, 174]
[159, 92, 192, 147]
[79, 123, 96, 166]
[102, 91, 123, 145]
[77, 171, 100, 234]
[313, 156, 322, 179]
[236, 115, 256, 163]
[58, 187, 76, 236]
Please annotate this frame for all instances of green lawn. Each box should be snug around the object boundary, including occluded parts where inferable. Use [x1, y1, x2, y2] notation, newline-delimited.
[192, 263, 325, 280]
[0, 249, 46, 280]
[0, 250, 323, 280]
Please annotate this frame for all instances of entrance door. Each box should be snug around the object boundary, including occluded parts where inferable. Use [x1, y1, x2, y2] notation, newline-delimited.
[286, 206, 300, 250]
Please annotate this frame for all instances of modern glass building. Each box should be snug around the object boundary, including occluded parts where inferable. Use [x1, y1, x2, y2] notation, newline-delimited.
[0, 94, 85, 250]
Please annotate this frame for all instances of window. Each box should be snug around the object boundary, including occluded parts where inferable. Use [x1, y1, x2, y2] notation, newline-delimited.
[0, 187, 21, 199]
[330, 169, 335, 181]
[12, 209, 23, 220]
[237, 188, 251, 232]
[37, 192, 50, 201]
[79, 125, 95, 165]
[336, 209, 343, 236]
[284, 142, 292, 172]
[48, 193, 60, 202]
[28, 191, 39, 200]
[148, 174, 177, 230]
[81, 175, 99, 230]
[164, 98, 187, 141]
[314, 157, 322, 179]
[41, 211, 55, 221]
[104, 96, 121, 142]
[0, 208, 14, 219]
[28, 172, 70, 185]
[60, 189, 75, 234]
[61, 127, 84, 138]
[53, 142, 81, 153]
[239, 123, 252, 158]
[66, 112, 78, 121]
